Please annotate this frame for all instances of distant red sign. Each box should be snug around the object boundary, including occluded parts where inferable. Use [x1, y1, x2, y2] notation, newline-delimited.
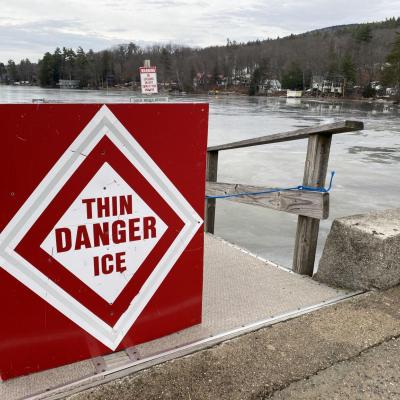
[139, 66, 158, 94]
[0, 103, 208, 379]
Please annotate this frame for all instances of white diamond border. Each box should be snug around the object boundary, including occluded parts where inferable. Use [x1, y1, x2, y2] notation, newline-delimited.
[0, 105, 203, 350]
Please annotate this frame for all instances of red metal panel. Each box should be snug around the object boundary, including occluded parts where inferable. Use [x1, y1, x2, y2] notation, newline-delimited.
[0, 103, 208, 379]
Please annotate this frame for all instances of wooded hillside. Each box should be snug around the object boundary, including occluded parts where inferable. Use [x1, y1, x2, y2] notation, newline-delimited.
[1, 17, 399, 91]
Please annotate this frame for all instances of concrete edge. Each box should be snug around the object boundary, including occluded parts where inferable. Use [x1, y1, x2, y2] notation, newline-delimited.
[30, 291, 362, 400]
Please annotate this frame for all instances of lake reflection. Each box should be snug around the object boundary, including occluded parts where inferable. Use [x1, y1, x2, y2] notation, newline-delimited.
[348, 146, 400, 164]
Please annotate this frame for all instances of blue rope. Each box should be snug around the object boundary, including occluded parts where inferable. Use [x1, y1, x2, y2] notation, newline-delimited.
[206, 171, 335, 200]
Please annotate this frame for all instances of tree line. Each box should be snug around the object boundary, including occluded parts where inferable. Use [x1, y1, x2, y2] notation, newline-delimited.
[1, 17, 400, 94]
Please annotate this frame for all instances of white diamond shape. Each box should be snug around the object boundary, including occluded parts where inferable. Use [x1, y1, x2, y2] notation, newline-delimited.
[0, 105, 203, 350]
[40, 162, 168, 304]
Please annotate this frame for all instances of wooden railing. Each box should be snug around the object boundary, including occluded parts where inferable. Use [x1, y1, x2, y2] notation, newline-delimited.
[205, 120, 364, 276]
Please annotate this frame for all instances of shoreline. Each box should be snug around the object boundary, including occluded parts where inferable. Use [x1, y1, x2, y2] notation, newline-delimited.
[1, 84, 398, 106]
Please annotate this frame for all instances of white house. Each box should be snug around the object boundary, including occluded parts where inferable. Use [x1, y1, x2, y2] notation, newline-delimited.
[258, 79, 282, 93]
[58, 80, 80, 89]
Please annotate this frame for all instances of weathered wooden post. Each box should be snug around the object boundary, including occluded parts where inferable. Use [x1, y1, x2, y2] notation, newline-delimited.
[292, 133, 332, 275]
[205, 150, 219, 233]
[205, 121, 363, 273]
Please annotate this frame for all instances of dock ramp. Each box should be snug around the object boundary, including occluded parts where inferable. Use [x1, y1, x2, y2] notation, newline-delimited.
[1, 235, 355, 400]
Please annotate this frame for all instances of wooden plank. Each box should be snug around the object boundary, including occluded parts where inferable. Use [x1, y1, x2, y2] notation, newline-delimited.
[293, 134, 332, 276]
[207, 120, 363, 152]
[204, 151, 219, 233]
[206, 182, 329, 219]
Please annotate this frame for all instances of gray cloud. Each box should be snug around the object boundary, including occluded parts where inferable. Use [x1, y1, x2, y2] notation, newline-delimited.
[0, 0, 399, 63]
[0, 19, 120, 62]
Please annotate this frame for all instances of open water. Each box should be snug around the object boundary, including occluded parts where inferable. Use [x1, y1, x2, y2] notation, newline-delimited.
[1, 85, 399, 268]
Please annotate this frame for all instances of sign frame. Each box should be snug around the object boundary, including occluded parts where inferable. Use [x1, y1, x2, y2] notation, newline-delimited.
[0, 103, 208, 379]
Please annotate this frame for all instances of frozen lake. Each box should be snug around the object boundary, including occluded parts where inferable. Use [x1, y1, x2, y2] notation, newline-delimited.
[1, 85, 399, 268]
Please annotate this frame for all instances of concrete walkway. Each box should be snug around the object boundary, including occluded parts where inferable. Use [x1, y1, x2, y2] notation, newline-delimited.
[0, 235, 350, 400]
[67, 286, 400, 400]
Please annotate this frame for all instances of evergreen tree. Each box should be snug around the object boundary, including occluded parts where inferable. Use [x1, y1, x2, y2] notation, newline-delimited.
[38, 52, 54, 87]
[281, 63, 303, 90]
[62, 48, 76, 80]
[248, 67, 263, 95]
[86, 49, 99, 88]
[127, 42, 139, 56]
[340, 54, 356, 96]
[382, 33, 400, 96]
[18, 58, 34, 82]
[362, 83, 376, 98]
[75, 47, 90, 87]
[340, 54, 356, 83]
[52, 48, 62, 84]
[100, 50, 113, 87]
[354, 25, 373, 43]
[6, 60, 19, 82]
[0, 62, 6, 82]
[116, 45, 127, 83]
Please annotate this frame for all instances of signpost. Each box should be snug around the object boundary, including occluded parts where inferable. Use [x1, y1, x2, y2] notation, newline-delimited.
[0, 103, 208, 379]
[139, 66, 158, 94]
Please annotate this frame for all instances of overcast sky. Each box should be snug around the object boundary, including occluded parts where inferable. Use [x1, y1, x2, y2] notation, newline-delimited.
[1, 0, 399, 63]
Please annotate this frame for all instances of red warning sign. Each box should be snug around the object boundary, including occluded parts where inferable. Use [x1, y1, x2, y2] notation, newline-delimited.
[139, 66, 158, 94]
[0, 103, 208, 379]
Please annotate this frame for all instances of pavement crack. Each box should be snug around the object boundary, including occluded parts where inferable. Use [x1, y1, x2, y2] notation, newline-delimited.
[259, 332, 400, 399]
